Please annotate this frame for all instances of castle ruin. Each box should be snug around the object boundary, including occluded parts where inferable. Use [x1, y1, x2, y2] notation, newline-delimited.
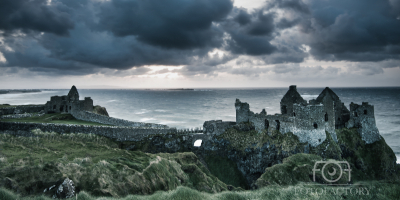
[203, 85, 381, 146]
[44, 85, 93, 114]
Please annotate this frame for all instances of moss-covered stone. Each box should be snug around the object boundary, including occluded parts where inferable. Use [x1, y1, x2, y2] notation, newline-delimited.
[204, 155, 248, 189]
[255, 153, 353, 187]
[215, 128, 307, 155]
[310, 131, 342, 160]
[336, 128, 398, 181]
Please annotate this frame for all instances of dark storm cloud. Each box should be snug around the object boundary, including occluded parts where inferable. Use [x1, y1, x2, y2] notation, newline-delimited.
[0, 0, 399, 78]
[268, 0, 400, 62]
[98, 0, 233, 49]
[0, 0, 235, 75]
[233, 10, 252, 25]
[222, 8, 278, 56]
[0, 0, 74, 36]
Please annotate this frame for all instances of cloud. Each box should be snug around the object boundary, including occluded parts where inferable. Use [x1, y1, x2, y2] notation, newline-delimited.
[0, 0, 74, 36]
[98, 0, 233, 49]
[0, 0, 399, 80]
[274, 0, 400, 62]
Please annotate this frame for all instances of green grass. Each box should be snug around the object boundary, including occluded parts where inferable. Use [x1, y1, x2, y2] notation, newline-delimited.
[1, 113, 111, 126]
[204, 155, 248, 189]
[0, 130, 229, 197]
[1, 181, 400, 200]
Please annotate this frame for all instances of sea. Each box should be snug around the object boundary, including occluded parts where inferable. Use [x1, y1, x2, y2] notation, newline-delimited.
[1, 87, 399, 163]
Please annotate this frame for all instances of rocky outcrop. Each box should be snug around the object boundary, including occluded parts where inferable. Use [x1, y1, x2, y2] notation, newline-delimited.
[93, 105, 109, 117]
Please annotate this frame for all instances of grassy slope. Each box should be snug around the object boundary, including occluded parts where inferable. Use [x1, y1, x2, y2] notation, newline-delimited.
[0, 130, 228, 198]
[1, 182, 400, 200]
[1, 113, 110, 126]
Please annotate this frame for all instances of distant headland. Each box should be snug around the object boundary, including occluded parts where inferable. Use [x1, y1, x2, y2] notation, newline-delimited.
[0, 89, 41, 95]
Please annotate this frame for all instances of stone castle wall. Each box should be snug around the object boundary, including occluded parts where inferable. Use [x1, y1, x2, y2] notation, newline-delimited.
[346, 102, 381, 144]
[0, 121, 177, 142]
[0, 105, 45, 116]
[71, 110, 169, 129]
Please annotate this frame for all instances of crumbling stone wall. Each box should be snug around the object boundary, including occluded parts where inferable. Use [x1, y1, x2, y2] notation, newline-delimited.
[71, 110, 169, 128]
[0, 121, 176, 142]
[1, 113, 44, 119]
[346, 102, 381, 144]
[0, 105, 45, 115]
[235, 99, 252, 123]
[203, 120, 236, 136]
[292, 104, 328, 146]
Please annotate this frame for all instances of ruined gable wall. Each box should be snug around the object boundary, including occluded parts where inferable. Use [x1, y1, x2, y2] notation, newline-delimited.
[280, 85, 307, 116]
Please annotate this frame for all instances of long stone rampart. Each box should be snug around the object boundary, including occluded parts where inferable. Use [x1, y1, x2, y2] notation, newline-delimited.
[1, 113, 45, 119]
[71, 111, 169, 129]
[0, 105, 45, 115]
[0, 122, 177, 141]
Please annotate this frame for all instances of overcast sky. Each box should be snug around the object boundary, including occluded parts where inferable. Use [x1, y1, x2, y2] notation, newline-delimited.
[0, 0, 399, 89]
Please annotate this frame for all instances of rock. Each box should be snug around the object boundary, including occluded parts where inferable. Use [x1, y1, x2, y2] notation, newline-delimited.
[93, 105, 109, 117]
[54, 178, 75, 199]
[43, 178, 75, 199]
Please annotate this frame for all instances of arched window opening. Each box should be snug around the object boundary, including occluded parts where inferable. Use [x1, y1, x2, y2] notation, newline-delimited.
[265, 119, 269, 130]
[313, 122, 318, 129]
[338, 117, 341, 122]
[364, 110, 367, 115]
[275, 120, 280, 131]
[293, 112, 296, 117]
[355, 112, 358, 117]
[194, 140, 202, 147]
[325, 113, 328, 121]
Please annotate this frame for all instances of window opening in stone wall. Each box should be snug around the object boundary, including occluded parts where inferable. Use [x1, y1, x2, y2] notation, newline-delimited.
[325, 113, 328, 121]
[265, 119, 269, 130]
[60, 106, 63, 112]
[282, 105, 287, 114]
[53, 105, 56, 110]
[275, 120, 280, 131]
[314, 122, 318, 129]
[69, 106, 71, 110]
[355, 112, 358, 117]
[338, 117, 341, 121]
[364, 110, 367, 114]
[293, 112, 296, 117]
[194, 140, 202, 147]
